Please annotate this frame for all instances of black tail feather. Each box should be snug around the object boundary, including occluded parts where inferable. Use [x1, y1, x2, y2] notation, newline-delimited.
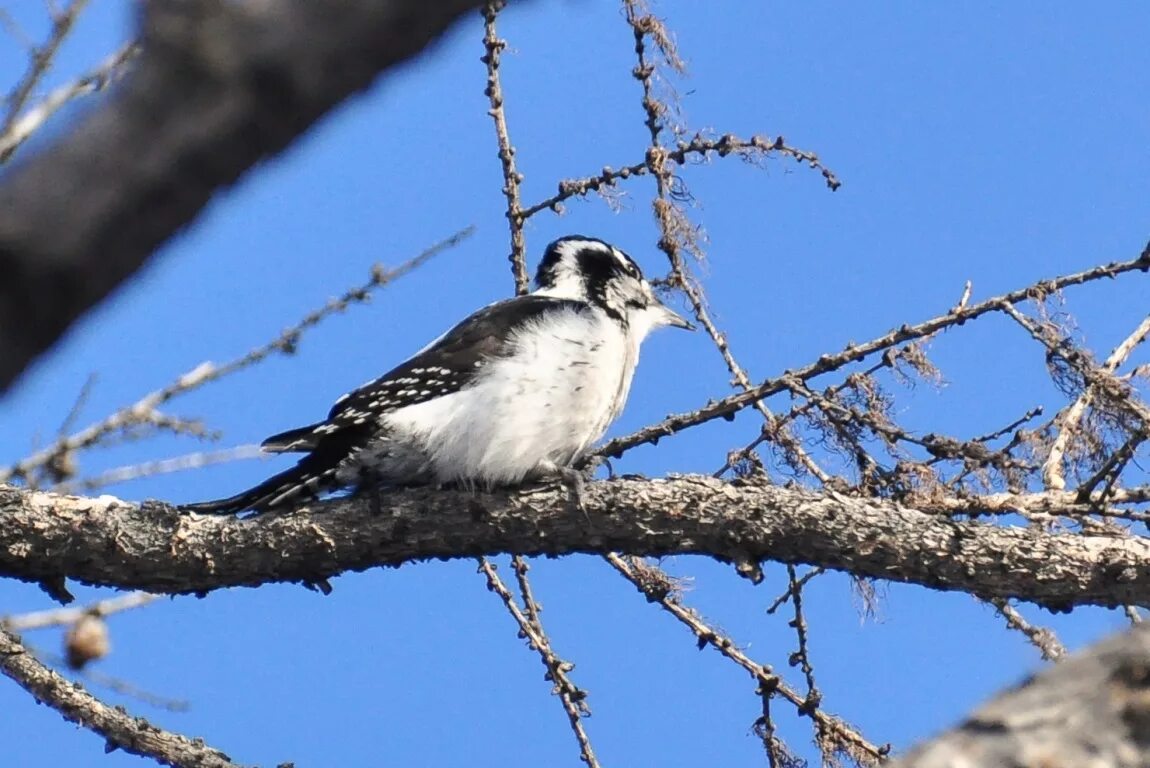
[182, 460, 340, 515]
[261, 422, 324, 453]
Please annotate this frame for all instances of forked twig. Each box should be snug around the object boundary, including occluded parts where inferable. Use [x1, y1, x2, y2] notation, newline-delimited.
[606, 554, 888, 766]
[478, 558, 600, 768]
[1043, 315, 1150, 490]
[1, 0, 91, 136]
[0, 42, 138, 163]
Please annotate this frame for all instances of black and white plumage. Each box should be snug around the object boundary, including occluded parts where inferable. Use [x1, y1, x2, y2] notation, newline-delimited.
[185, 235, 693, 514]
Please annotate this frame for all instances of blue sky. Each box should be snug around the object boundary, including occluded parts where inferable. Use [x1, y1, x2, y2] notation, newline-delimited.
[2, 2, 1149, 766]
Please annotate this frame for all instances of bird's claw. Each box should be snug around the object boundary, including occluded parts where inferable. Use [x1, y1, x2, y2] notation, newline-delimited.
[548, 464, 590, 522]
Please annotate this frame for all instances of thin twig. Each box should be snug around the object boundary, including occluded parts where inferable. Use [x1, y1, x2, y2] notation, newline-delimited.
[1, 0, 91, 136]
[786, 374, 1033, 474]
[1043, 314, 1150, 490]
[52, 445, 265, 494]
[519, 133, 840, 221]
[511, 556, 546, 636]
[606, 554, 888, 766]
[1076, 433, 1141, 505]
[970, 406, 1045, 445]
[623, 3, 835, 488]
[988, 598, 1066, 661]
[30, 647, 191, 713]
[56, 373, 98, 439]
[1001, 302, 1150, 431]
[1, 628, 237, 766]
[0, 41, 138, 163]
[477, 559, 600, 768]
[784, 566, 821, 699]
[481, 1, 528, 293]
[766, 567, 825, 615]
[478, 12, 597, 759]
[2, 591, 159, 632]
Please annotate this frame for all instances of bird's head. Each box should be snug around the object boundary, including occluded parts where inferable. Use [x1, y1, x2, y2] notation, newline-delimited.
[533, 235, 694, 336]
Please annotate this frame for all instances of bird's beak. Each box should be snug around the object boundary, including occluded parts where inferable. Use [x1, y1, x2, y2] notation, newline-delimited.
[655, 299, 695, 331]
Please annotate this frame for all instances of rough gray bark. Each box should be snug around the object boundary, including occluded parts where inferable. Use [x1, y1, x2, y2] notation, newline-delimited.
[1, 476, 1147, 608]
[895, 624, 1150, 768]
[0, 0, 491, 391]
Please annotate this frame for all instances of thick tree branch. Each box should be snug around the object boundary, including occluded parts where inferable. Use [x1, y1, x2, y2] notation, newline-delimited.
[0, 628, 241, 767]
[894, 624, 1150, 768]
[1, 477, 1148, 610]
[0, 0, 491, 391]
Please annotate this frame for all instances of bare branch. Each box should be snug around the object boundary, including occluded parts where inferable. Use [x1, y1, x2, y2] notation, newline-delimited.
[606, 554, 888, 765]
[27, 643, 191, 712]
[52, 446, 264, 494]
[0, 627, 240, 767]
[1002, 302, 1150, 432]
[620, 2, 840, 498]
[2, 591, 158, 632]
[519, 133, 839, 220]
[927, 486, 1150, 519]
[986, 597, 1066, 662]
[0, 42, 138, 164]
[481, 1, 529, 293]
[3, 478, 1149, 611]
[784, 565, 823, 708]
[478, 558, 600, 767]
[1044, 314, 1150, 490]
[1, 0, 91, 136]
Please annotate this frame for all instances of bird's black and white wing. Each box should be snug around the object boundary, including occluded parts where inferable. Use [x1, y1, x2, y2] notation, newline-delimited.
[184, 296, 587, 514]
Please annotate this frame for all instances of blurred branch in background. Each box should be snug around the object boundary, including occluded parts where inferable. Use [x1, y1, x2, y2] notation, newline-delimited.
[1, 0, 92, 140]
[892, 625, 1150, 768]
[0, 0, 493, 392]
[0, 41, 138, 163]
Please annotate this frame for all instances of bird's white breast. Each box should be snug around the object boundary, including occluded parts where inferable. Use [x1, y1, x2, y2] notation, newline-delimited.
[380, 306, 638, 486]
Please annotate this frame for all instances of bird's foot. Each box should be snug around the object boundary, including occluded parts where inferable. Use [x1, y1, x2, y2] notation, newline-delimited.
[540, 461, 591, 521]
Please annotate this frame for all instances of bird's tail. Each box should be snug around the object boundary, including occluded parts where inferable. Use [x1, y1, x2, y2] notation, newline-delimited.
[182, 458, 341, 515]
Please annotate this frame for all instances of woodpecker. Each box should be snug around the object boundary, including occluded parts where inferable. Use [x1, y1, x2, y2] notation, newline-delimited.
[185, 235, 693, 514]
